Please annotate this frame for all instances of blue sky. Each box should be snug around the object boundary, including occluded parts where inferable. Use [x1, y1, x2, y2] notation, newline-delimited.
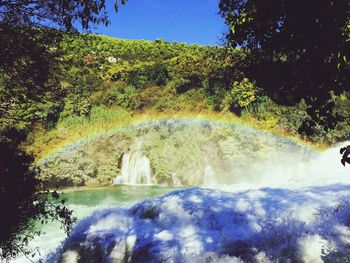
[92, 0, 226, 45]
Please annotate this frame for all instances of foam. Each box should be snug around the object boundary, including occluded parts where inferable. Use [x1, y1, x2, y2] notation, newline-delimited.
[48, 186, 350, 262]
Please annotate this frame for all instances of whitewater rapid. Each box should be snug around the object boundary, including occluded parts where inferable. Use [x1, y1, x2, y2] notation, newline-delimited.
[12, 134, 349, 263]
[50, 185, 350, 263]
[45, 142, 350, 263]
[217, 141, 350, 192]
[113, 139, 350, 191]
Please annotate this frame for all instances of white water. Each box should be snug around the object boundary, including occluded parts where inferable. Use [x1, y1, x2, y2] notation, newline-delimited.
[16, 135, 350, 263]
[39, 119, 345, 189]
[114, 139, 350, 190]
[212, 141, 350, 192]
[171, 173, 182, 187]
[113, 141, 152, 185]
[50, 185, 350, 263]
[202, 162, 217, 187]
[48, 141, 350, 263]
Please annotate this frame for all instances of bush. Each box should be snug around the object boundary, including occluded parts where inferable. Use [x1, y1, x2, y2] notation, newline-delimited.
[221, 78, 256, 113]
[104, 85, 137, 109]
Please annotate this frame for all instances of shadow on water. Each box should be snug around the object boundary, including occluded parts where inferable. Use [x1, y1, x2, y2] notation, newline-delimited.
[50, 186, 350, 263]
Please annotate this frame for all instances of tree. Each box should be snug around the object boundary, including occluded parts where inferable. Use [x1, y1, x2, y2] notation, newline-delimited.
[0, 127, 76, 260]
[0, 0, 127, 30]
[221, 77, 256, 114]
[0, 0, 128, 112]
[219, 0, 350, 134]
[0, 0, 127, 260]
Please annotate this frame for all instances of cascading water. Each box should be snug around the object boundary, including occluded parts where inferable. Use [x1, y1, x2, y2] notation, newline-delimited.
[38, 120, 318, 187]
[113, 144, 152, 185]
[109, 120, 321, 188]
[37, 119, 350, 190]
[202, 159, 217, 187]
[29, 120, 350, 263]
[171, 173, 182, 186]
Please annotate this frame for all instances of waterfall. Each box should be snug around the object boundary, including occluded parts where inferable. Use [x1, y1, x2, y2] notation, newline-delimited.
[202, 160, 217, 187]
[300, 141, 350, 186]
[114, 151, 152, 185]
[171, 173, 182, 186]
[41, 119, 349, 188]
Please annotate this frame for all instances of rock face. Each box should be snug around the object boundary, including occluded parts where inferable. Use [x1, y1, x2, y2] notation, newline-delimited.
[37, 120, 313, 187]
[49, 186, 350, 263]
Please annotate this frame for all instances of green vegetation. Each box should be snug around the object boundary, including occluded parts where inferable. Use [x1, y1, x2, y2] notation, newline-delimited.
[0, 0, 127, 260]
[3, 32, 348, 189]
[37, 120, 311, 187]
[219, 0, 350, 135]
[1, 0, 350, 259]
[18, 31, 348, 188]
[21, 34, 350, 159]
[0, 127, 76, 260]
[221, 78, 256, 113]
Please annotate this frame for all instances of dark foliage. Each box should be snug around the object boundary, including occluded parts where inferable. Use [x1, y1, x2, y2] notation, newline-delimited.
[0, 0, 127, 30]
[219, 0, 350, 134]
[0, 0, 128, 260]
[0, 127, 76, 260]
[340, 146, 350, 166]
[0, 25, 65, 130]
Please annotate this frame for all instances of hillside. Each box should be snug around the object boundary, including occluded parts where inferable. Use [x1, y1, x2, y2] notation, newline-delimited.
[19, 34, 350, 161]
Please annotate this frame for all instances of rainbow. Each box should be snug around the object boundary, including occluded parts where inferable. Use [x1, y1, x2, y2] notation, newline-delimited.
[36, 110, 325, 164]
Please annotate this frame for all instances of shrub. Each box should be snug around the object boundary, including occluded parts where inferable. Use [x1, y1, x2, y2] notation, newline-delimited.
[221, 78, 256, 113]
